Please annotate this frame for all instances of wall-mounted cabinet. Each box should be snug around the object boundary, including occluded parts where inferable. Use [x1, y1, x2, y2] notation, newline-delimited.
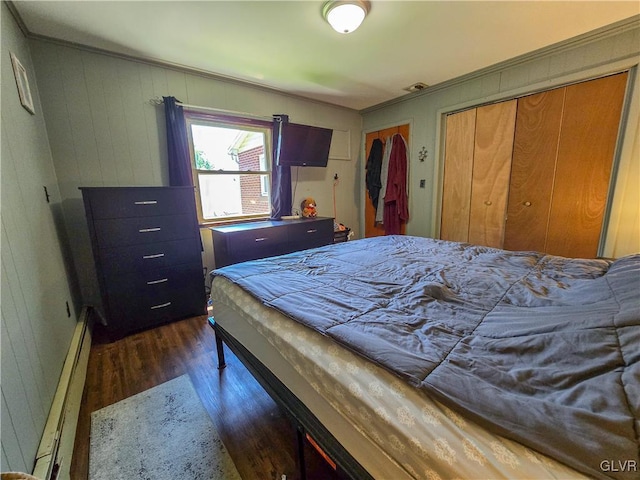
[440, 71, 628, 258]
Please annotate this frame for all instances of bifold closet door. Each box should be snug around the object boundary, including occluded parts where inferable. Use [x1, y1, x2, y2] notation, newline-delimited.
[442, 72, 627, 256]
[503, 88, 565, 252]
[545, 72, 628, 258]
[440, 109, 476, 242]
[440, 100, 516, 248]
[467, 101, 517, 248]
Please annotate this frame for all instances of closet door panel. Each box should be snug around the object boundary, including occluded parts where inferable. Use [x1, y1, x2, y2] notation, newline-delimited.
[468, 100, 517, 248]
[504, 88, 564, 252]
[440, 109, 476, 242]
[546, 72, 628, 257]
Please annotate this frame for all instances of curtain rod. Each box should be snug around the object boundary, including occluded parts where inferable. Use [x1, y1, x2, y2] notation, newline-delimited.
[151, 97, 275, 123]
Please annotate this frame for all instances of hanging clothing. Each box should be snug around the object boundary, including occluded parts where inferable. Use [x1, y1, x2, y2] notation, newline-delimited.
[365, 138, 384, 211]
[383, 134, 409, 235]
[375, 135, 394, 224]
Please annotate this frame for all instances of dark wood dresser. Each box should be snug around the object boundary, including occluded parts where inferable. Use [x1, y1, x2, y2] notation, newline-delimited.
[211, 217, 334, 267]
[81, 186, 205, 336]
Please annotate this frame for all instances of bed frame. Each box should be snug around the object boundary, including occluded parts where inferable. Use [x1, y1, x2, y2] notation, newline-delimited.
[209, 317, 374, 480]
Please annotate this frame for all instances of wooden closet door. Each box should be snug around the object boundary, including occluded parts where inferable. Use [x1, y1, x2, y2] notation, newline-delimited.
[468, 100, 517, 248]
[364, 124, 410, 237]
[546, 72, 628, 258]
[440, 109, 476, 242]
[504, 88, 565, 252]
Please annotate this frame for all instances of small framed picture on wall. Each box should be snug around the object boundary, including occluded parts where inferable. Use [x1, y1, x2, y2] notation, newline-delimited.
[10, 52, 35, 114]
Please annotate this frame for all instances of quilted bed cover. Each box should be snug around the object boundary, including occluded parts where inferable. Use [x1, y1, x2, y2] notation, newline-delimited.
[213, 235, 640, 479]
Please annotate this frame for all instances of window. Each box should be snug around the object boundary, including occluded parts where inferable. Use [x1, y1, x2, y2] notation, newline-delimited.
[258, 154, 269, 196]
[185, 114, 273, 223]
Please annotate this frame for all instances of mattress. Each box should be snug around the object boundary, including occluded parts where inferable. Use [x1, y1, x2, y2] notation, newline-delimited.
[211, 275, 587, 479]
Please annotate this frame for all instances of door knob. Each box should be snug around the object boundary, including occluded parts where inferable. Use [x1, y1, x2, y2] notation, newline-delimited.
[484, 200, 492, 206]
[523, 201, 532, 207]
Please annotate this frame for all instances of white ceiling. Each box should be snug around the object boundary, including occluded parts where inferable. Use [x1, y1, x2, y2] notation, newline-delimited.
[11, 1, 640, 110]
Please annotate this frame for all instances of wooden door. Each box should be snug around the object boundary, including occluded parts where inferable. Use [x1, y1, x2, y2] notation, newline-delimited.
[546, 72, 628, 258]
[440, 109, 476, 242]
[364, 124, 410, 237]
[440, 101, 516, 247]
[504, 88, 565, 252]
[468, 100, 517, 248]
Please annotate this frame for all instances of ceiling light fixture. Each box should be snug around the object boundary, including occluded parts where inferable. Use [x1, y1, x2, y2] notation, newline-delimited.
[322, 1, 371, 34]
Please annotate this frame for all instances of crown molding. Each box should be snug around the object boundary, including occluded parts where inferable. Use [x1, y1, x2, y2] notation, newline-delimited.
[361, 14, 640, 114]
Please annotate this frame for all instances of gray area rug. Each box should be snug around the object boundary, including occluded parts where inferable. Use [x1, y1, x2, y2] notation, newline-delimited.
[89, 374, 242, 480]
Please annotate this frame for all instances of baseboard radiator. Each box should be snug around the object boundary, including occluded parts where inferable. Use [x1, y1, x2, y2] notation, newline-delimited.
[33, 306, 93, 480]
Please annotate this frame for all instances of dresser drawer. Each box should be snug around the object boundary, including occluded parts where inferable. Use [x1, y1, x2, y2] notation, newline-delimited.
[104, 263, 202, 299]
[99, 237, 202, 276]
[225, 226, 288, 265]
[94, 214, 197, 248]
[287, 218, 334, 250]
[105, 264, 205, 327]
[85, 187, 195, 219]
[108, 282, 205, 332]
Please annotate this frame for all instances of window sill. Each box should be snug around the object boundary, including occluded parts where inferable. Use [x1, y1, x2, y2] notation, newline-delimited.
[198, 216, 271, 229]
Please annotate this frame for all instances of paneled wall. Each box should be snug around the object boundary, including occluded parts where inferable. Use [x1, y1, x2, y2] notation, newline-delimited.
[1, 4, 77, 472]
[362, 17, 640, 258]
[28, 39, 363, 308]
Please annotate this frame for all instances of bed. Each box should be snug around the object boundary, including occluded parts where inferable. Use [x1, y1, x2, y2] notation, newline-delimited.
[209, 235, 639, 480]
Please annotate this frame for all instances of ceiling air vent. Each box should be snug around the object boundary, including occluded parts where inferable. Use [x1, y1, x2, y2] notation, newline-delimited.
[404, 82, 429, 93]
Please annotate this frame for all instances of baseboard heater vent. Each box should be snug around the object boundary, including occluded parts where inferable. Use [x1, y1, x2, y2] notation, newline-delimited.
[32, 306, 93, 480]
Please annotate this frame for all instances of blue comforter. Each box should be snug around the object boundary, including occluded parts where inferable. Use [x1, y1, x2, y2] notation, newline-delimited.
[214, 235, 640, 479]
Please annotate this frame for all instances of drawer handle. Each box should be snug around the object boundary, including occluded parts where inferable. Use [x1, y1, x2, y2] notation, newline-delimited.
[143, 253, 165, 259]
[150, 301, 171, 310]
[147, 278, 168, 285]
[134, 200, 158, 205]
[306, 229, 318, 233]
[255, 237, 267, 242]
[139, 227, 161, 233]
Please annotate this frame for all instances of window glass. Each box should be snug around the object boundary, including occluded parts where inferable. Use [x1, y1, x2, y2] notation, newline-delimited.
[186, 118, 272, 223]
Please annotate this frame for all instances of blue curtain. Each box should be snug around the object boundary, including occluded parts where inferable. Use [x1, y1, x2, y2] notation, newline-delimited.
[163, 96, 193, 186]
[270, 115, 292, 219]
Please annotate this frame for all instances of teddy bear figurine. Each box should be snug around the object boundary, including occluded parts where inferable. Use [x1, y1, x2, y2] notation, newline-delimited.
[300, 197, 317, 218]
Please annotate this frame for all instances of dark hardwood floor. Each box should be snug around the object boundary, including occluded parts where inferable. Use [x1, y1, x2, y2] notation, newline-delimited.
[70, 314, 343, 480]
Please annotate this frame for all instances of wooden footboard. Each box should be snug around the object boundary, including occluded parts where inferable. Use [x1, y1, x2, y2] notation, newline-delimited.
[208, 317, 373, 480]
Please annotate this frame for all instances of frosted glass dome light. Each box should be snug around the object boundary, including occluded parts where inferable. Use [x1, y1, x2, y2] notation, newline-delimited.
[323, 1, 370, 34]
